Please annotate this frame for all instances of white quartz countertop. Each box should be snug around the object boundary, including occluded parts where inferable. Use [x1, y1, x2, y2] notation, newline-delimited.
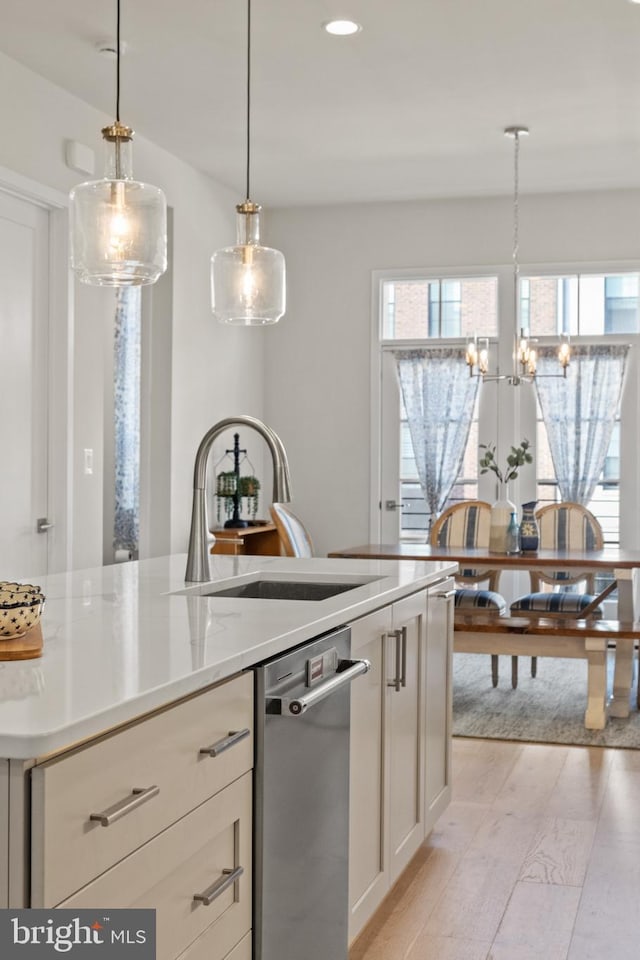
[0, 553, 456, 759]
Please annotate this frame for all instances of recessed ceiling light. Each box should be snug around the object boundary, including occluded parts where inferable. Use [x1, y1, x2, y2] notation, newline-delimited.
[323, 19, 362, 36]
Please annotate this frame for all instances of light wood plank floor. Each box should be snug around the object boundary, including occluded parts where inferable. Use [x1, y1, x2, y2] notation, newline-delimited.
[350, 737, 640, 960]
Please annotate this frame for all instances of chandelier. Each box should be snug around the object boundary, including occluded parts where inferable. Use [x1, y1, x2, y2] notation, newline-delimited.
[465, 127, 570, 383]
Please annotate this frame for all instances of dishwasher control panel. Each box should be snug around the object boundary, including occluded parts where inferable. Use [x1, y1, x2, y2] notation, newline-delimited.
[306, 646, 339, 686]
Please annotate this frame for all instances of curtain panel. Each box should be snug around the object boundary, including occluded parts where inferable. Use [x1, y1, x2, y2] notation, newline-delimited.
[535, 343, 629, 505]
[393, 348, 478, 525]
[113, 286, 142, 554]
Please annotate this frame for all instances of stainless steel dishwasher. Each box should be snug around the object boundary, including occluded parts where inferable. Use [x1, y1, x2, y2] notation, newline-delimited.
[253, 625, 370, 960]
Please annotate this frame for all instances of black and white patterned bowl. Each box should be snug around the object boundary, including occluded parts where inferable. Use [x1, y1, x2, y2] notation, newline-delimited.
[0, 584, 45, 639]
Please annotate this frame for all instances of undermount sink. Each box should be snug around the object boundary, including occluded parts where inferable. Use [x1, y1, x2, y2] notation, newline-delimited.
[201, 579, 373, 601]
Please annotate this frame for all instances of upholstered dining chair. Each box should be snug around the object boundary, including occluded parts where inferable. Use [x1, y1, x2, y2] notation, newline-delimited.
[511, 502, 604, 616]
[270, 503, 314, 558]
[509, 501, 605, 685]
[430, 500, 507, 686]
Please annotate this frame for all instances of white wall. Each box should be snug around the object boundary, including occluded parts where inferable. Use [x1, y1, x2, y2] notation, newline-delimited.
[0, 52, 265, 568]
[266, 191, 640, 556]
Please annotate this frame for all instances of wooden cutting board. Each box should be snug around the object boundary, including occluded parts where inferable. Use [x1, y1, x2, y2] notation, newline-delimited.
[0, 622, 43, 660]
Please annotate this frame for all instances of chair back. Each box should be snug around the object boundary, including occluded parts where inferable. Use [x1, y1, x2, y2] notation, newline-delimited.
[430, 500, 500, 591]
[532, 502, 604, 591]
[269, 503, 314, 558]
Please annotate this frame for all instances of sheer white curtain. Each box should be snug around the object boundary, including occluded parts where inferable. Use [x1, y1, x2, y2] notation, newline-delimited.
[535, 344, 629, 504]
[113, 287, 141, 555]
[393, 348, 478, 525]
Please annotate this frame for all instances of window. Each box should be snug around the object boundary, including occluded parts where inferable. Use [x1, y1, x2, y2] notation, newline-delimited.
[605, 276, 638, 333]
[382, 277, 498, 340]
[398, 392, 479, 537]
[525, 272, 640, 337]
[535, 400, 620, 545]
[379, 272, 498, 539]
[523, 271, 636, 543]
[113, 286, 142, 561]
[377, 267, 634, 546]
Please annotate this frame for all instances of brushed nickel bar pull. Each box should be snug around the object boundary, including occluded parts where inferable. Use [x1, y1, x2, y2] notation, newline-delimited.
[387, 629, 403, 691]
[435, 589, 456, 600]
[89, 785, 159, 826]
[199, 728, 251, 757]
[278, 659, 371, 716]
[193, 865, 244, 906]
[399, 625, 408, 688]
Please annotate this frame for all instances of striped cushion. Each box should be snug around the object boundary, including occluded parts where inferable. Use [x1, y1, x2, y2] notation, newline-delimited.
[539, 507, 599, 551]
[539, 507, 601, 583]
[455, 589, 506, 615]
[437, 504, 490, 580]
[510, 592, 603, 616]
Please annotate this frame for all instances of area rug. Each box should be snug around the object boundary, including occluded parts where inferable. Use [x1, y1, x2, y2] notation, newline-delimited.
[453, 652, 640, 748]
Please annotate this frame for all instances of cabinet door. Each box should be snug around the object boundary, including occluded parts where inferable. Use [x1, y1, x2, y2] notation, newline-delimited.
[60, 772, 252, 960]
[424, 579, 454, 833]
[0, 760, 7, 908]
[387, 591, 426, 884]
[348, 605, 392, 942]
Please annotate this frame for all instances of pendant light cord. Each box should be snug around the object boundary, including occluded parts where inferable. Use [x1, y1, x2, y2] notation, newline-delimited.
[513, 129, 520, 318]
[116, 0, 121, 122]
[245, 0, 252, 201]
[511, 129, 521, 380]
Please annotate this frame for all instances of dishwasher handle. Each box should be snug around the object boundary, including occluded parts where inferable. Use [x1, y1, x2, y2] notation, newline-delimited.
[275, 658, 371, 717]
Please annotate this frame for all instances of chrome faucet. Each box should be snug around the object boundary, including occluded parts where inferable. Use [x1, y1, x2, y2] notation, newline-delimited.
[185, 415, 292, 582]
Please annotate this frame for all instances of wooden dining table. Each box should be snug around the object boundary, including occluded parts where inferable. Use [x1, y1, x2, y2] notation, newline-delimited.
[328, 542, 640, 718]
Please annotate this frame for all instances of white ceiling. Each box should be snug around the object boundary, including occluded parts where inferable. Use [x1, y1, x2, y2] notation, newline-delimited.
[2, 0, 640, 206]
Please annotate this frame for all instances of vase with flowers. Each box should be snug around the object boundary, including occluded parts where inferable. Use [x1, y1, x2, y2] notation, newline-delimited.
[479, 439, 532, 552]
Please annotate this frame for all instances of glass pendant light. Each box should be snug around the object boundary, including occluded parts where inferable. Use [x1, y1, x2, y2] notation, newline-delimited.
[211, 0, 286, 325]
[69, 0, 167, 286]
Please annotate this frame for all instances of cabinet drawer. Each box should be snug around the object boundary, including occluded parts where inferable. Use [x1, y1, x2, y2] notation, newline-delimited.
[32, 673, 253, 906]
[178, 928, 251, 960]
[59, 772, 252, 960]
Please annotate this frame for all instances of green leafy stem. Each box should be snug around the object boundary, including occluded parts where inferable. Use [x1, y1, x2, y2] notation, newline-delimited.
[479, 438, 532, 485]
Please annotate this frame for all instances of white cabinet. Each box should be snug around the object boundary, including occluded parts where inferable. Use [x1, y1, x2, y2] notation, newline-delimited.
[424, 580, 454, 833]
[348, 581, 454, 943]
[60, 773, 252, 960]
[348, 590, 427, 941]
[0, 759, 7, 908]
[387, 592, 427, 881]
[30, 673, 254, 960]
[348, 605, 390, 935]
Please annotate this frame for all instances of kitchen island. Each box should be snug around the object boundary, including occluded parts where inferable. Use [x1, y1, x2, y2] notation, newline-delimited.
[0, 553, 457, 957]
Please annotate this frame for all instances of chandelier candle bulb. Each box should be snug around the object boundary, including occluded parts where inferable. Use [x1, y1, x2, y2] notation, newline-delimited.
[527, 347, 537, 375]
[559, 337, 571, 373]
[465, 338, 478, 374]
[479, 338, 489, 375]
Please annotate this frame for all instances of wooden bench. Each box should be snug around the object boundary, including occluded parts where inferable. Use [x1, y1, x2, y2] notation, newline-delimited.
[454, 615, 640, 731]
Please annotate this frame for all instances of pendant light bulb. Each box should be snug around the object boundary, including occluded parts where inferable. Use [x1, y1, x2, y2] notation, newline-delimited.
[212, 202, 285, 325]
[69, 3, 167, 286]
[211, 0, 286, 325]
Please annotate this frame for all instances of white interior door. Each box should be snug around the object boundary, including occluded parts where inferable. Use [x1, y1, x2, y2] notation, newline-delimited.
[379, 351, 403, 541]
[0, 190, 50, 579]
